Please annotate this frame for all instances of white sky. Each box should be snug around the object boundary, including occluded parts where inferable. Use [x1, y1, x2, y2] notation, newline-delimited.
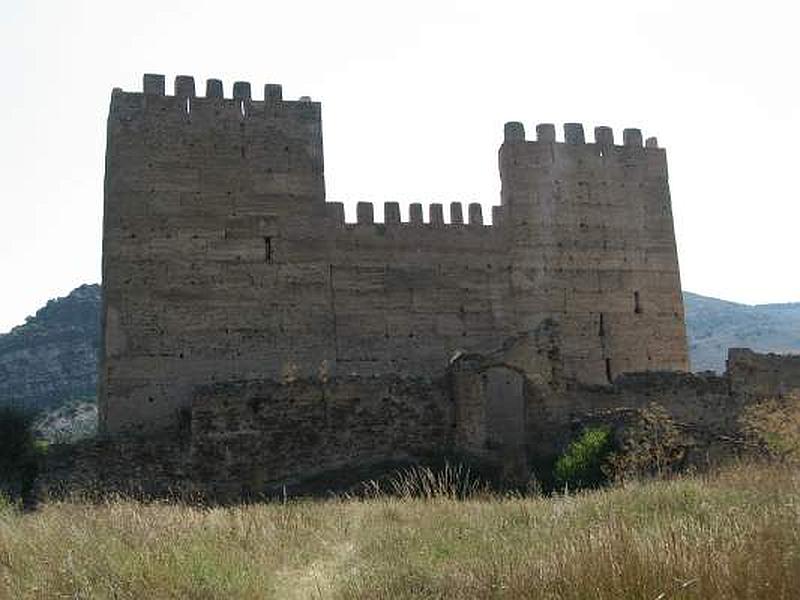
[1, 0, 798, 333]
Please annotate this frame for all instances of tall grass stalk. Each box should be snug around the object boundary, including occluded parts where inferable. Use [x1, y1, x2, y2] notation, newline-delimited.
[0, 463, 797, 599]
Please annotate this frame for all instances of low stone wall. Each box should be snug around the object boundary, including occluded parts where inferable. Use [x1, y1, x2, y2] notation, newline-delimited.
[35, 347, 800, 501]
[38, 433, 191, 500]
[728, 348, 800, 399]
[191, 375, 453, 499]
[39, 374, 454, 501]
[527, 372, 745, 471]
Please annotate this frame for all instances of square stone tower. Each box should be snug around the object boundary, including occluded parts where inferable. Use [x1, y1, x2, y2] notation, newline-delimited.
[500, 122, 688, 383]
[101, 75, 326, 433]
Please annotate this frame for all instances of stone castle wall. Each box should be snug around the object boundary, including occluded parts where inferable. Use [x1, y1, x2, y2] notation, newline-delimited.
[41, 347, 800, 500]
[191, 375, 453, 498]
[101, 74, 688, 434]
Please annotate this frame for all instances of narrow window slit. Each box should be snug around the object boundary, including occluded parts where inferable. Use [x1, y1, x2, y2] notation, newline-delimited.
[605, 358, 613, 383]
[634, 290, 642, 314]
[598, 313, 605, 337]
[264, 236, 272, 263]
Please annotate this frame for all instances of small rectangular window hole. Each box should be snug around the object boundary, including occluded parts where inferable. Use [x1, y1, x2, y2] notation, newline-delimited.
[264, 236, 272, 263]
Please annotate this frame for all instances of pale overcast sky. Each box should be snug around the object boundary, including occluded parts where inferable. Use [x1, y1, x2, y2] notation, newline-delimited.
[1, 0, 798, 332]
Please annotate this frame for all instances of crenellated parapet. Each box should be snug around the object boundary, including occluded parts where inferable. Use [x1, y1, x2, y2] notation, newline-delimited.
[502, 121, 660, 150]
[105, 73, 325, 214]
[100, 73, 688, 436]
[322, 201, 499, 227]
[499, 120, 669, 195]
[110, 74, 319, 124]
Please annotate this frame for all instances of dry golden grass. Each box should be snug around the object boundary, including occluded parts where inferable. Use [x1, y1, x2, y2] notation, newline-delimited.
[741, 393, 800, 463]
[1, 463, 798, 599]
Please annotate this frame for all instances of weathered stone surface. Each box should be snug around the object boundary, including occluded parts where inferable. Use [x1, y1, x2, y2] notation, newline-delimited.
[100, 75, 688, 437]
[40, 347, 800, 500]
[727, 348, 800, 399]
[499, 126, 689, 384]
[192, 375, 452, 498]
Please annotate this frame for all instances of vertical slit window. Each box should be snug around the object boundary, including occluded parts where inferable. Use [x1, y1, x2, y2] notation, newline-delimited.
[264, 236, 272, 263]
[599, 313, 605, 337]
[605, 358, 613, 383]
[634, 291, 642, 314]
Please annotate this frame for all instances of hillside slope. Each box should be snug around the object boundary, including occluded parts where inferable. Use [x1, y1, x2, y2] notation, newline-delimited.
[683, 291, 800, 372]
[0, 284, 100, 411]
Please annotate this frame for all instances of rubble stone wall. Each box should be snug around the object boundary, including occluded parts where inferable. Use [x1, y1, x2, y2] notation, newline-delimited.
[727, 347, 800, 399]
[190, 375, 453, 498]
[41, 348, 800, 500]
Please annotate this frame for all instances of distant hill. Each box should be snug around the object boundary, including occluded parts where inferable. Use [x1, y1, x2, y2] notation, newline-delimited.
[0, 284, 100, 411]
[683, 291, 800, 372]
[1, 285, 799, 415]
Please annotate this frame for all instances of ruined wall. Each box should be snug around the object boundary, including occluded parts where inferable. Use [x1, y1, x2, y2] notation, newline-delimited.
[102, 74, 688, 434]
[38, 433, 191, 499]
[727, 347, 800, 399]
[525, 373, 739, 466]
[190, 375, 452, 498]
[499, 123, 688, 384]
[459, 346, 790, 475]
[45, 347, 800, 499]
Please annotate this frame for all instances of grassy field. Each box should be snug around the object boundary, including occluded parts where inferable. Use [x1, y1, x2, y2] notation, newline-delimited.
[0, 464, 798, 599]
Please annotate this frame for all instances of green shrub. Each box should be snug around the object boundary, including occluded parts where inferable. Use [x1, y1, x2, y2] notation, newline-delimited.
[554, 426, 614, 490]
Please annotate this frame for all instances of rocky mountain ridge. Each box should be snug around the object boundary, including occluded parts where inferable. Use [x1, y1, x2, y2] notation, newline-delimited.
[0, 284, 100, 411]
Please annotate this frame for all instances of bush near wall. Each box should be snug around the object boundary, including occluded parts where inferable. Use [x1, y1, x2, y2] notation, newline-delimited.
[551, 404, 692, 492]
[553, 426, 614, 490]
[0, 407, 42, 503]
[604, 403, 689, 483]
[740, 393, 800, 463]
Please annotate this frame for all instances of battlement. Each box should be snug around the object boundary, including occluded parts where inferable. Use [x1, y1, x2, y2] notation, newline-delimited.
[503, 121, 660, 150]
[140, 73, 299, 103]
[109, 74, 320, 123]
[324, 201, 498, 227]
[101, 74, 688, 434]
[499, 121, 668, 185]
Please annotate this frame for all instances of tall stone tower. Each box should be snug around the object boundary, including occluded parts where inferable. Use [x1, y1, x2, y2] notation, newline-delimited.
[500, 122, 688, 384]
[101, 75, 327, 433]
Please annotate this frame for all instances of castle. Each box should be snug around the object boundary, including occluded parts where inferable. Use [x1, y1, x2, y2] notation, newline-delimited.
[95, 73, 702, 492]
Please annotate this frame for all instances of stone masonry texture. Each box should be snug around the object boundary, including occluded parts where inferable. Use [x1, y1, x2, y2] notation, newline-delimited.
[41, 347, 800, 500]
[101, 74, 689, 435]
